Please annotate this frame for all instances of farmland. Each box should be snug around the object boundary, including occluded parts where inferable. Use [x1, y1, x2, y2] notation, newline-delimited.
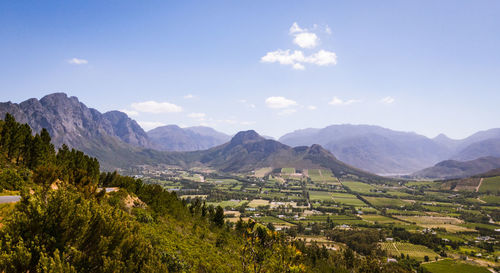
[380, 242, 437, 261]
[479, 176, 500, 194]
[422, 259, 491, 273]
[86, 165, 500, 272]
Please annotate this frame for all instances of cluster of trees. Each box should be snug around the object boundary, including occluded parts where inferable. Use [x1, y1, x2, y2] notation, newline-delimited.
[325, 229, 386, 256]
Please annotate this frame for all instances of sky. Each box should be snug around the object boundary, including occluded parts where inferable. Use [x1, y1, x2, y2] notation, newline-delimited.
[1, 0, 499, 139]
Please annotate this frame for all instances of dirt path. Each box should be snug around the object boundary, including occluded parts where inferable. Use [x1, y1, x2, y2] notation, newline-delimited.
[475, 178, 484, 192]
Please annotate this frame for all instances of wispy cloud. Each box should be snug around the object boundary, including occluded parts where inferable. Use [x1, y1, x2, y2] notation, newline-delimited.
[329, 97, 361, 106]
[307, 105, 317, 110]
[265, 96, 297, 109]
[380, 96, 395, 104]
[131, 100, 183, 113]
[238, 99, 256, 108]
[183, 94, 195, 99]
[68, 58, 88, 65]
[137, 121, 165, 131]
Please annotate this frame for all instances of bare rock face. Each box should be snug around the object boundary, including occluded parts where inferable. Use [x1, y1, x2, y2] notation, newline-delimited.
[0, 92, 153, 150]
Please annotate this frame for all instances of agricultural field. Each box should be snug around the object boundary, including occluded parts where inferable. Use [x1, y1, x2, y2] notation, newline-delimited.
[361, 214, 405, 225]
[479, 195, 500, 204]
[331, 192, 366, 207]
[380, 242, 437, 261]
[281, 168, 296, 174]
[247, 199, 270, 208]
[363, 196, 411, 208]
[254, 167, 272, 178]
[479, 176, 500, 194]
[342, 181, 376, 194]
[394, 216, 476, 233]
[309, 191, 333, 202]
[421, 259, 491, 273]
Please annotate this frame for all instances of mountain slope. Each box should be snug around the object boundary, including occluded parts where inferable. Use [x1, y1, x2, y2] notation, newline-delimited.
[191, 130, 385, 182]
[412, 156, 500, 179]
[148, 125, 230, 151]
[280, 125, 452, 174]
[0, 93, 169, 169]
[452, 138, 500, 161]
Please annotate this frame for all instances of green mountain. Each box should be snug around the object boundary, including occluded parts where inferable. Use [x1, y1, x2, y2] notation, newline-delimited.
[189, 130, 386, 182]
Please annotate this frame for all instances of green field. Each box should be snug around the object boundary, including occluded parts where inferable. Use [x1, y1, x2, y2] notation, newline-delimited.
[281, 168, 296, 174]
[362, 214, 404, 225]
[480, 195, 500, 204]
[380, 242, 437, 261]
[331, 192, 366, 206]
[342, 181, 376, 194]
[309, 191, 333, 202]
[363, 196, 411, 208]
[479, 176, 500, 194]
[422, 259, 490, 273]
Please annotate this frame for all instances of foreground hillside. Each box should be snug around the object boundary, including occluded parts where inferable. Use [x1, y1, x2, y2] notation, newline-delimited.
[0, 114, 419, 272]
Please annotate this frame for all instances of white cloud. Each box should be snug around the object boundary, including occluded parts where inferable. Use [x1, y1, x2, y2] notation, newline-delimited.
[68, 58, 88, 65]
[329, 97, 360, 106]
[293, 32, 318, 49]
[307, 50, 337, 66]
[261, 49, 336, 70]
[380, 96, 395, 104]
[184, 94, 195, 99]
[289, 22, 305, 34]
[261, 50, 305, 65]
[278, 109, 297, 116]
[120, 109, 139, 117]
[307, 105, 317, 110]
[265, 96, 297, 109]
[131, 100, 183, 113]
[188, 112, 206, 119]
[137, 121, 166, 131]
[262, 22, 337, 70]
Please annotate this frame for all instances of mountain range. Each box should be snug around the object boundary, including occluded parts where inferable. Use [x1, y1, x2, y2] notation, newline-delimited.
[279, 125, 500, 175]
[0, 93, 382, 182]
[2, 93, 500, 178]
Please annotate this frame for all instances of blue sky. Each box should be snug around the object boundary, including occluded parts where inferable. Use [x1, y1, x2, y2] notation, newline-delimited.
[1, 0, 499, 139]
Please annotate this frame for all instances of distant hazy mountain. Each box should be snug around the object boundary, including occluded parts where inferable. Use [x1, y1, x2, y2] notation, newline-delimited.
[280, 125, 452, 174]
[190, 130, 384, 182]
[452, 138, 500, 161]
[412, 156, 500, 179]
[148, 125, 230, 151]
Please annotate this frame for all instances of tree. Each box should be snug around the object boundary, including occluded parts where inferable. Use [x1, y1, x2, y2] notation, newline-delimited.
[212, 205, 225, 227]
